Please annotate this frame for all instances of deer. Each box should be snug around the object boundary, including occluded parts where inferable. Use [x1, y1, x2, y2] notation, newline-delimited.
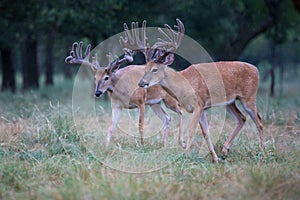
[120, 19, 264, 163]
[65, 41, 183, 148]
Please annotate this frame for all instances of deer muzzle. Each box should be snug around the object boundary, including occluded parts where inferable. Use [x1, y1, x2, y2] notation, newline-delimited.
[138, 80, 149, 88]
[95, 90, 103, 97]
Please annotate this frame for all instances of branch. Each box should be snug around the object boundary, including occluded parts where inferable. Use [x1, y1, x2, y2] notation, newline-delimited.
[217, 1, 279, 60]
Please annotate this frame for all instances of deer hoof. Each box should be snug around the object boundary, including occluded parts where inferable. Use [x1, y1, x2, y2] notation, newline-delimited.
[221, 147, 229, 156]
[221, 155, 227, 160]
[180, 141, 186, 149]
[185, 148, 191, 157]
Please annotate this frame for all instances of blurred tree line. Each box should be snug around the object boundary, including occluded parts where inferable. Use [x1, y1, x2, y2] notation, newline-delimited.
[0, 0, 299, 96]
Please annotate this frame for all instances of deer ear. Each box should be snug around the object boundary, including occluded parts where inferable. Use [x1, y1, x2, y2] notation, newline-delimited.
[105, 67, 111, 75]
[91, 66, 98, 73]
[163, 53, 174, 65]
[105, 65, 119, 75]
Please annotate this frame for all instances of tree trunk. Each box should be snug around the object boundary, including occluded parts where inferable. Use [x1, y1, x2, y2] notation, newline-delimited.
[1, 47, 16, 92]
[22, 34, 39, 90]
[292, 0, 300, 13]
[270, 66, 275, 97]
[45, 30, 54, 86]
[270, 42, 277, 97]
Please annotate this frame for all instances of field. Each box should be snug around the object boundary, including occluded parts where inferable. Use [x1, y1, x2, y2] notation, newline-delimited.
[0, 77, 299, 200]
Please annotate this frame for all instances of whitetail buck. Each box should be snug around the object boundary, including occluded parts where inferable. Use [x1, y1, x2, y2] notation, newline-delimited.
[120, 19, 264, 162]
[65, 42, 183, 147]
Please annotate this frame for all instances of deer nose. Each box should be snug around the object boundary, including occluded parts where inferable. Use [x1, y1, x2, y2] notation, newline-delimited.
[95, 90, 102, 97]
[138, 80, 145, 88]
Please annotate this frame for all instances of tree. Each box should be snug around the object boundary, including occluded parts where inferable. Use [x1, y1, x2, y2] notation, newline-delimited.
[45, 30, 54, 86]
[1, 47, 16, 92]
[257, 0, 300, 96]
[21, 33, 39, 90]
[0, 1, 17, 92]
[292, 0, 300, 12]
[18, 1, 42, 90]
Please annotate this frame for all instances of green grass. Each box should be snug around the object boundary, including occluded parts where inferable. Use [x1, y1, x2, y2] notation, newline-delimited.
[0, 78, 299, 199]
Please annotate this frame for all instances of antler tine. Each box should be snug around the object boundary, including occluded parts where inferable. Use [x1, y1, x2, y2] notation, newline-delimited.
[134, 22, 140, 47]
[92, 53, 100, 68]
[136, 20, 146, 49]
[73, 42, 78, 57]
[174, 18, 185, 48]
[126, 22, 134, 46]
[142, 20, 147, 47]
[78, 41, 83, 60]
[106, 52, 114, 64]
[84, 44, 91, 59]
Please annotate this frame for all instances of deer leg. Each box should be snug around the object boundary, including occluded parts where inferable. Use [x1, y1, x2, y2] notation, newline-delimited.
[240, 99, 264, 151]
[106, 107, 122, 147]
[185, 108, 201, 155]
[199, 111, 219, 163]
[221, 103, 246, 159]
[137, 104, 145, 145]
[150, 104, 171, 147]
[163, 100, 184, 148]
[177, 112, 184, 148]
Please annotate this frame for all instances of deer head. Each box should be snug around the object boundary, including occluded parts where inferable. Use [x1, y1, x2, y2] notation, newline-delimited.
[94, 50, 133, 97]
[140, 19, 184, 88]
[65, 41, 134, 97]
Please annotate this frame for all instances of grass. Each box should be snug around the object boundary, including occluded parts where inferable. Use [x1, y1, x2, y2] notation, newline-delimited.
[0, 77, 299, 199]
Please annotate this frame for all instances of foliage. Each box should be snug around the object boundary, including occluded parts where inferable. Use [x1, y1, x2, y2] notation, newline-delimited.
[0, 0, 300, 93]
[1, 0, 299, 53]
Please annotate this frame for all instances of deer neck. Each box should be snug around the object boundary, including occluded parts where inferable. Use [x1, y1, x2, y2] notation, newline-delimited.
[160, 67, 199, 112]
[109, 67, 143, 109]
[110, 74, 120, 89]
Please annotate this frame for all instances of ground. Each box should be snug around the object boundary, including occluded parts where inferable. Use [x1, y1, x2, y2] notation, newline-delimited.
[0, 78, 299, 199]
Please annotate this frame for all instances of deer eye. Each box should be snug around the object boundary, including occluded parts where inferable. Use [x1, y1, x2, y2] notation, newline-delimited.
[104, 77, 109, 81]
[151, 68, 158, 73]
